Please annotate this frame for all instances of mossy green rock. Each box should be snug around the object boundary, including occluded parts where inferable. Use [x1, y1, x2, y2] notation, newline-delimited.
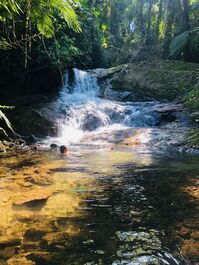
[108, 60, 198, 102]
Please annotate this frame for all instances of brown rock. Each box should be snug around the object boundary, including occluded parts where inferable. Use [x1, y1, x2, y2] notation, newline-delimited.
[14, 211, 36, 222]
[42, 232, 69, 245]
[7, 256, 35, 265]
[178, 226, 190, 238]
[191, 231, 199, 240]
[26, 252, 57, 263]
[181, 239, 199, 260]
[0, 246, 18, 259]
[0, 236, 21, 247]
[13, 189, 52, 206]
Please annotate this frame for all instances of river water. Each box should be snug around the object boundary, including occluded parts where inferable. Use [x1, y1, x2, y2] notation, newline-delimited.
[0, 70, 198, 265]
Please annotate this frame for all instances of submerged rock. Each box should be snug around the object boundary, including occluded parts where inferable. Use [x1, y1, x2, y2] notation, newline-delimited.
[7, 256, 35, 265]
[50, 143, 58, 148]
[181, 239, 199, 260]
[13, 189, 52, 207]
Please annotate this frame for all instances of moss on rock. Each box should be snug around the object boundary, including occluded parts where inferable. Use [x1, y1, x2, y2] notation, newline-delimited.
[187, 129, 199, 149]
[109, 60, 199, 102]
[184, 83, 199, 112]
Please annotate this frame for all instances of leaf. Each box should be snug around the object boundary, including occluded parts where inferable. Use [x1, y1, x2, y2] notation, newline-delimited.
[169, 31, 190, 59]
[0, 110, 15, 134]
[0, 38, 13, 50]
[36, 15, 54, 38]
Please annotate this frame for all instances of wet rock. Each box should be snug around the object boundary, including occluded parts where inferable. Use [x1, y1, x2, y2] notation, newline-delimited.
[11, 108, 58, 137]
[82, 114, 102, 131]
[0, 236, 21, 247]
[50, 143, 58, 148]
[14, 211, 37, 222]
[30, 175, 52, 186]
[102, 61, 199, 102]
[104, 88, 133, 101]
[0, 246, 18, 259]
[16, 180, 33, 188]
[24, 229, 46, 242]
[191, 231, 199, 240]
[153, 104, 183, 113]
[7, 256, 35, 265]
[26, 252, 57, 264]
[115, 230, 162, 252]
[91, 65, 124, 81]
[32, 146, 38, 150]
[21, 242, 40, 252]
[152, 104, 184, 125]
[181, 239, 199, 260]
[13, 189, 52, 207]
[25, 135, 37, 145]
[178, 226, 190, 238]
[42, 232, 70, 246]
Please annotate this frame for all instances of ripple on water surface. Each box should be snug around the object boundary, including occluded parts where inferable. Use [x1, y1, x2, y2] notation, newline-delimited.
[0, 149, 198, 265]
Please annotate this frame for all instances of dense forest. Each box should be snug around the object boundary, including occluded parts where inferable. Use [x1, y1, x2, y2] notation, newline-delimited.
[0, 0, 198, 97]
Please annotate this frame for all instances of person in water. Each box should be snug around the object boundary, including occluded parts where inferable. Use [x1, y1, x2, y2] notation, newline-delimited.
[60, 145, 68, 154]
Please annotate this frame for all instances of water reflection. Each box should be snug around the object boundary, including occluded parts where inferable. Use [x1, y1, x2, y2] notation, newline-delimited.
[0, 149, 198, 265]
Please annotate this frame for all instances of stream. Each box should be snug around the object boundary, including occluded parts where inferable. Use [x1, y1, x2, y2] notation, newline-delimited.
[0, 69, 199, 265]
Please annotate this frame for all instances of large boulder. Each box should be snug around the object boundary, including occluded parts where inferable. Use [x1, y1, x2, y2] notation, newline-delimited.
[82, 114, 103, 131]
[8, 100, 61, 138]
[95, 60, 198, 102]
[11, 108, 58, 138]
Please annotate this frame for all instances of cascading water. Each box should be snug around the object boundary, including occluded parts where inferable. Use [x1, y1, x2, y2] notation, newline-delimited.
[54, 68, 161, 147]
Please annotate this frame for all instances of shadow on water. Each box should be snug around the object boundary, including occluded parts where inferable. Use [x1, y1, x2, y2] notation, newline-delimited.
[23, 151, 199, 265]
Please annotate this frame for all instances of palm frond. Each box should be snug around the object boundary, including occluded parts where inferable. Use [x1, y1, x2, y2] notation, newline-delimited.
[0, 110, 15, 134]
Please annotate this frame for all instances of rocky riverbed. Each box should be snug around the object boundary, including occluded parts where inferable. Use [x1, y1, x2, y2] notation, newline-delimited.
[0, 147, 199, 265]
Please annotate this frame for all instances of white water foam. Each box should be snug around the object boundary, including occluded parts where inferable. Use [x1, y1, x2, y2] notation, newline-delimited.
[45, 68, 161, 147]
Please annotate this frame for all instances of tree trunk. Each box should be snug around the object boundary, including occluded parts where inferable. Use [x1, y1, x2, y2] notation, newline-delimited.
[163, 0, 175, 58]
[181, 0, 190, 31]
[155, 0, 163, 38]
[138, 0, 145, 42]
[146, 0, 153, 44]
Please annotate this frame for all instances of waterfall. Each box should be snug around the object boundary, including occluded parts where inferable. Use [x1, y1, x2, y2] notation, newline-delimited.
[53, 68, 161, 146]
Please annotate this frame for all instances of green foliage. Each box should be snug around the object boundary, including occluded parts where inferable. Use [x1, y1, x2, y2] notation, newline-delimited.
[0, 0, 20, 20]
[0, 0, 198, 98]
[31, 0, 81, 38]
[37, 35, 81, 68]
[184, 82, 199, 112]
[187, 129, 199, 149]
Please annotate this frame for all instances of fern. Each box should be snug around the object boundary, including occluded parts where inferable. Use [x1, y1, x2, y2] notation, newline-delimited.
[31, 0, 81, 39]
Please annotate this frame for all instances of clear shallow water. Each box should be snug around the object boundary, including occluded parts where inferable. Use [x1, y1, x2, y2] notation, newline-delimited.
[0, 148, 198, 265]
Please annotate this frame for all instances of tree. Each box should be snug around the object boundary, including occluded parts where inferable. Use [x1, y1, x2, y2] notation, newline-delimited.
[181, 0, 190, 31]
[0, 0, 81, 68]
[163, 0, 176, 58]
